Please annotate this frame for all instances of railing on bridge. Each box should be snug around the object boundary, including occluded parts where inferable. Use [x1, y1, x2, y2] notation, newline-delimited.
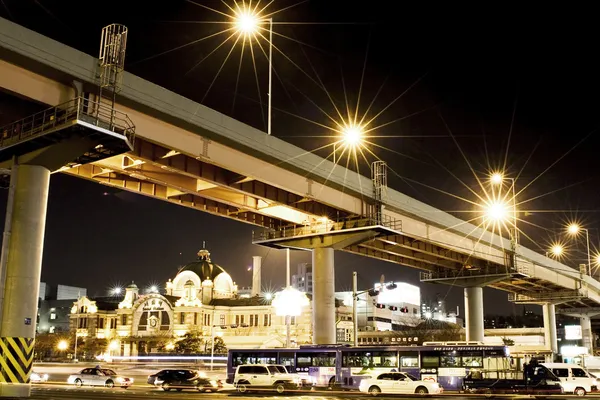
[0, 96, 135, 151]
[252, 214, 401, 242]
[508, 290, 584, 303]
[420, 264, 510, 281]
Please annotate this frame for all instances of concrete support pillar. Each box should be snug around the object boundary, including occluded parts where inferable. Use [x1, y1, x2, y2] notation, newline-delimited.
[464, 286, 484, 342]
[581, 316, 594, 355]
[542, 303, 558, 355]
[0, 164, 50, 398]
[312, 247, 335, 344]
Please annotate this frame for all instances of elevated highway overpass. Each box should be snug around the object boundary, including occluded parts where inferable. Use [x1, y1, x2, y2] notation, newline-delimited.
[0, 18, 598, 394]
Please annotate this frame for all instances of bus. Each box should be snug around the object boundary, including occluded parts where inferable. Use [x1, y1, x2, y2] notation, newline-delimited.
[227, 342, 510, 391]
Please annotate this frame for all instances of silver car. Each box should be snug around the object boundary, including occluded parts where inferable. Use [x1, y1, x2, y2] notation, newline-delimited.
[67, 367, 133, 388]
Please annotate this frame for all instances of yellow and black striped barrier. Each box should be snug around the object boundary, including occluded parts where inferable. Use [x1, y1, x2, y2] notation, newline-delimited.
[0, 337, 34, 384]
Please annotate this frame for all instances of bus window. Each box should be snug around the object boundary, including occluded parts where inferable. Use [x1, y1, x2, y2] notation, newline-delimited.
[297, 356, 312, 368]
[401, 356, 418, 368]
[312, 352, 336, 367]
[256, 353, 277, 364]
[441, 351, 461, 367]
[279, 352, 295, 368]
[232, 352, 253, 366]
[342, 351, 371, 367]
[231, 352, 276, 366]
[421, 353, 440, 368]
[460, 351, 483, 367]
[372, 351, 397, 367]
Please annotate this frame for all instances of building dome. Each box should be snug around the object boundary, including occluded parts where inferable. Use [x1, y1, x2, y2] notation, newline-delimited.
[213, 272, 234, 294]
[178, 248, 226, 281]
[127, 282, 138, 289]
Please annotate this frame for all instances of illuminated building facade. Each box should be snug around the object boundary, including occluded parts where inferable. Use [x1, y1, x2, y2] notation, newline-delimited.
[69, 248, 312, 355]
[335, 281, 421, 333]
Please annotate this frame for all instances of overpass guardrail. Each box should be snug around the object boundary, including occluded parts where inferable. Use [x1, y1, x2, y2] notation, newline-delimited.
[0, 96, 135, 150]
[252, 215, 401, 242]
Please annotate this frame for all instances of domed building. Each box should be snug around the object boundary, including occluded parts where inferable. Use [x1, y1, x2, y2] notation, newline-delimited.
[68, 247, 313, 356]
[166, 249, 238, 301]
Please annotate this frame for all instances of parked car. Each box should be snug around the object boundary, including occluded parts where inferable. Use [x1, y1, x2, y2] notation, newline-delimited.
[149, 369, 221, 392]
[233, 364, 300, 393]
[67, 367, 133, 388]
[543, 362, 598, 396]
[359, 372, 442, 396]
[30, 371, 49, 383]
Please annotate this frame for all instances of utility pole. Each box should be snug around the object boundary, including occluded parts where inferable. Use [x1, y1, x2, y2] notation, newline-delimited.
[353, 271, 358, 347]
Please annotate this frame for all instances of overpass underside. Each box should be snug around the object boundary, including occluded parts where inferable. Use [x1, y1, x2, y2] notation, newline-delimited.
[59, 137, 583, 308]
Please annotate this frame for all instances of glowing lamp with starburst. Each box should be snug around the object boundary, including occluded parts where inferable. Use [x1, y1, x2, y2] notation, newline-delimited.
[550, 244, 564, 257]
[484, 200, 510, 222]
[234, 9, 260, 36]
[490, 172, 504, 185]
[271, 287, 309, 317]
[342, 125, 364, 147]
[567, 223, 581, 236]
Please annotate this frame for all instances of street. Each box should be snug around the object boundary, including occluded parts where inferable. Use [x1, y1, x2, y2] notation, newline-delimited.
[27, 385, 600, 400]
[29, 385, 449, 400]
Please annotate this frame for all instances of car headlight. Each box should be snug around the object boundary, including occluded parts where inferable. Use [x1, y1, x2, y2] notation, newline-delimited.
[43, 374, 49, 380]
[116, 377, 125, 383]
[210, 380, 218, 387]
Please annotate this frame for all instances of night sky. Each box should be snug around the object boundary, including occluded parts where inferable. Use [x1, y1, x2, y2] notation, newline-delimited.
[1, 1, 600, 316]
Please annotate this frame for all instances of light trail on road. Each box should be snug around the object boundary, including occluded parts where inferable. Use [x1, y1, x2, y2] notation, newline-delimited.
[29, 384, 600, 400]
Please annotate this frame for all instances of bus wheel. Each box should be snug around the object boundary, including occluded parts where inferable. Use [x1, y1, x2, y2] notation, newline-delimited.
[369, 386, 381, 397]
[327, 377, 336, 390]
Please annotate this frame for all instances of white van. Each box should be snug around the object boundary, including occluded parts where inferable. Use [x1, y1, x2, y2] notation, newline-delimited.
[542, 363, 598, 396]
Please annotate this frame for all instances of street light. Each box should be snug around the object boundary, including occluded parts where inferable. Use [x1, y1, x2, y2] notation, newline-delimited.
[233, 9, 273, 136]
[333, 124, 365, 163]
[57, 340, 68, 351]
[484, 200, 510, 223]
[272, 286, 309, 348]
[549, 244, 564, 257]
[210, 324, 225, 371]
[489, 172, 518, 246]
[490, 172, 504, 185]
[351, 271, 394, 347]
[566, 223, 591, 276]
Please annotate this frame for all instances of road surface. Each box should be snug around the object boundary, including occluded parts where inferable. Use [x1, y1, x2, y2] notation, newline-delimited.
[28, 385, 599, 399]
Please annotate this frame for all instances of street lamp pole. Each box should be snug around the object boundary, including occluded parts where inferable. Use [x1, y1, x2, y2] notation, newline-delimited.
[585, 228, 591, 276]
[285, 248, 291, 348]
[509, 178, 518, 246]
[352, 272, 358, 347]
[267, 18, 273, 136]
[210, 324, 215, 371]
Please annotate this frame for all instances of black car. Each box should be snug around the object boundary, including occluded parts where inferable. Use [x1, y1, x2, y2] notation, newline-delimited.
[148, 369, 222, 392]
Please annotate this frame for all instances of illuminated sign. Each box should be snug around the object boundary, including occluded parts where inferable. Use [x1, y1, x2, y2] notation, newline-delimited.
[374, 282, 420, 306]
[565, 325, 583, 340]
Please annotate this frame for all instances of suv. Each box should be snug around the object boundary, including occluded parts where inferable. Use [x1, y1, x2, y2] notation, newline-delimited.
[234, 364, 300, 393]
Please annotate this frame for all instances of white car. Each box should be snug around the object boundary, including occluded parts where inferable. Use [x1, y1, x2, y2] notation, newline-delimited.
[359, 371, 442, 396]
[67, 367, 133, 388]
[233, 364, 300, 393]
[30, 371, 49, 383]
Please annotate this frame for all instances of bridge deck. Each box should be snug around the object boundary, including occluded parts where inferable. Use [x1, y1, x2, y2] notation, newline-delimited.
[0, 17, 598, 311]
